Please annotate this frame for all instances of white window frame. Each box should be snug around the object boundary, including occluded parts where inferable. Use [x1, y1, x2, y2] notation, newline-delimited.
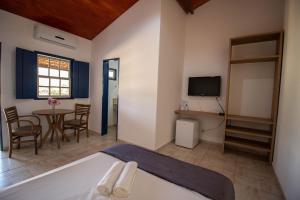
[109, 68, 117, 80]
[37, 54, 71, 98]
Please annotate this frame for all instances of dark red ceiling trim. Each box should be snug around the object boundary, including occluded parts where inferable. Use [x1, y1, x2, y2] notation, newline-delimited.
[177, 0, 211, 14]
[176, 0, 194, 14]
[192, 0, 210, 10]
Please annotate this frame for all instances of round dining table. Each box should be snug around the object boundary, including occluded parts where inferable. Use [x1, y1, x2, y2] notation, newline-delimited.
[32, 109, 74, 149]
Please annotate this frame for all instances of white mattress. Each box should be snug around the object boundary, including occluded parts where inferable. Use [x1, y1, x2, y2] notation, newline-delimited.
[0, 152, 210, 200]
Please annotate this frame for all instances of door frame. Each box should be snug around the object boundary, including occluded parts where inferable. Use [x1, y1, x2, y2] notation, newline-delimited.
[101, 58, 120, 140]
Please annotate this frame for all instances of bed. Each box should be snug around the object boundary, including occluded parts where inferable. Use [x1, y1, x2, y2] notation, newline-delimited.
[0, 144, 234, 200]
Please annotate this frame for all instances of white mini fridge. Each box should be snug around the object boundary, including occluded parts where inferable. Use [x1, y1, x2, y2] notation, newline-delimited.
[175, 119, 199, 148]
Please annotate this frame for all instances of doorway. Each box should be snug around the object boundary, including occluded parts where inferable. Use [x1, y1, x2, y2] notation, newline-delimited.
[101, 58, 120, 139]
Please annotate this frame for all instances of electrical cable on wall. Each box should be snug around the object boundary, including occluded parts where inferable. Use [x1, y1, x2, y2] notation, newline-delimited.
[216, 97, 225, 114]
[201, 97, 225, 133]
[201, 118, 225, 133]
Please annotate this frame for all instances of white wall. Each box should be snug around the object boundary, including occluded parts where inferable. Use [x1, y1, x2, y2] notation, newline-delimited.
[273, 0, 300, 199]
[229, 41, 277, 119]
[181, 0, 284, 143]
[0, 10, 91, 149]
[90, 0, 161, 150]
[228, 62, 275, 119]
[155, 0, 186, 149]
[108, 60, 119, 126]
[0, 0, 285, 152]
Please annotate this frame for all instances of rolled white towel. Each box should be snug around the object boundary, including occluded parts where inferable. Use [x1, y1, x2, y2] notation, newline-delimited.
[81, 186, 108, 200]
[112, 161, 138, 198]
[96, 161, 125, 196]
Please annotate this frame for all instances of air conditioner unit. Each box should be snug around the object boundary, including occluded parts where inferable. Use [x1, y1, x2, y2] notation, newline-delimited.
[34, 24, 78, 49]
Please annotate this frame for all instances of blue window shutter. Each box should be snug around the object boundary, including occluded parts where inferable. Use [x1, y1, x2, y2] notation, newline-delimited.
[78, 61, 89, 98]
[72, 61, 89, 98]
[16, 48, 37, 99]
[72, 60, 79, 98]
[16, 48, 23, 99]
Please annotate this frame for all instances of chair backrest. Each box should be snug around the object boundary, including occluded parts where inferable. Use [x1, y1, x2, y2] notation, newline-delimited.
[4, 106, 19, 134]
[75, 104, 91, 120]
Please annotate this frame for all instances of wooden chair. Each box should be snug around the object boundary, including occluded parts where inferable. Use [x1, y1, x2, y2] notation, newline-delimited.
[62, 104, 91, 143]
[4, 106, 42, 158]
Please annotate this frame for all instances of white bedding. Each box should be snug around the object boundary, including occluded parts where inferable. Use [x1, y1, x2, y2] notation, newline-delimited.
[0, 152, 210, 200]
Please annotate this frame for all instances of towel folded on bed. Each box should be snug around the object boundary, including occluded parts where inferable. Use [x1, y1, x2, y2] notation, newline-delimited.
[113, 161, 138, 198]
[96, 161, 124, 196]
[103, 144, 235, 200]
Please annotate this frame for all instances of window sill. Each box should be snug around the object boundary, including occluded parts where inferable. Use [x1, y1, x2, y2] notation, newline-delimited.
[34, 97, 74, 100]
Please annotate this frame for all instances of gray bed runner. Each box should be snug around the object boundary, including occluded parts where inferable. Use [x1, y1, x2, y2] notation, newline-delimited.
[102, 144, 235, 200]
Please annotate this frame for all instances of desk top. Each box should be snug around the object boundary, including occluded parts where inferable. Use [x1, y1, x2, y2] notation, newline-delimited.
[174, 110, 224, 119]
[33, 109, 74, 116]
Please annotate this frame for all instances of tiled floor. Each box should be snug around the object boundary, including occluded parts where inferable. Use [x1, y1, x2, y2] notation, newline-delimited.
[0, 129, 283, 200]
[0, 129, 120, 188]
[158, 142, 284, 200]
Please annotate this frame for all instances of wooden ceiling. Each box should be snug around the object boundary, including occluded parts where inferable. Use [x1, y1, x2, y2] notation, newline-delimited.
[0, 0, 138, 40]
[0, 0, 209, 40]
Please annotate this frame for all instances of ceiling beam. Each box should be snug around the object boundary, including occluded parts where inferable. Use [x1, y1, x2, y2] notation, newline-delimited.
[192, 0, 210, 10]
[176, 0, 194, 14]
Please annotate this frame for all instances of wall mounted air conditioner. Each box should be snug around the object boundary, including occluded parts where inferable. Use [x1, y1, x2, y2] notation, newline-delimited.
[34, 24, 78, 49]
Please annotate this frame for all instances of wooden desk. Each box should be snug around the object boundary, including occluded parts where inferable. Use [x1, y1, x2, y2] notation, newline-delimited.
[33, 109, 74, 149]
[174, 110, 224, 119]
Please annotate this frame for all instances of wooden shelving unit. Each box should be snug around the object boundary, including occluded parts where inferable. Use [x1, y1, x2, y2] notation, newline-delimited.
[224, 31, 284, 163]
[174, 110, 224, 119]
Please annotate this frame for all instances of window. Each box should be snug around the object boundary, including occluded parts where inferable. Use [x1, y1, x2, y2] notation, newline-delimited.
[37, 54, 71, 98]
[109, 68, 117, 80]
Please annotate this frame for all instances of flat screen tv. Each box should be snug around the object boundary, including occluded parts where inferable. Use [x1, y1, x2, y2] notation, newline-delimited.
[188, 76, 221, 96]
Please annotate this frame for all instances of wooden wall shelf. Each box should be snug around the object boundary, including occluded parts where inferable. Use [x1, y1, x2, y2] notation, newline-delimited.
[226, 114, 274, 125]
[225, 125, 272, 139]
[174, 110, 224, 119]
[231, 32, 281, 45]
[225, 136, 271, 153]
[230, 55, 279, 64]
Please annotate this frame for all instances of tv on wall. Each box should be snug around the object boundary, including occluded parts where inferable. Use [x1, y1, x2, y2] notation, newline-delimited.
[188, 76, 221, 97]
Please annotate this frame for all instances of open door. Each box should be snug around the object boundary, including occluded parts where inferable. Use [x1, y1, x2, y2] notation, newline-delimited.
[101, 60, 109, 135]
